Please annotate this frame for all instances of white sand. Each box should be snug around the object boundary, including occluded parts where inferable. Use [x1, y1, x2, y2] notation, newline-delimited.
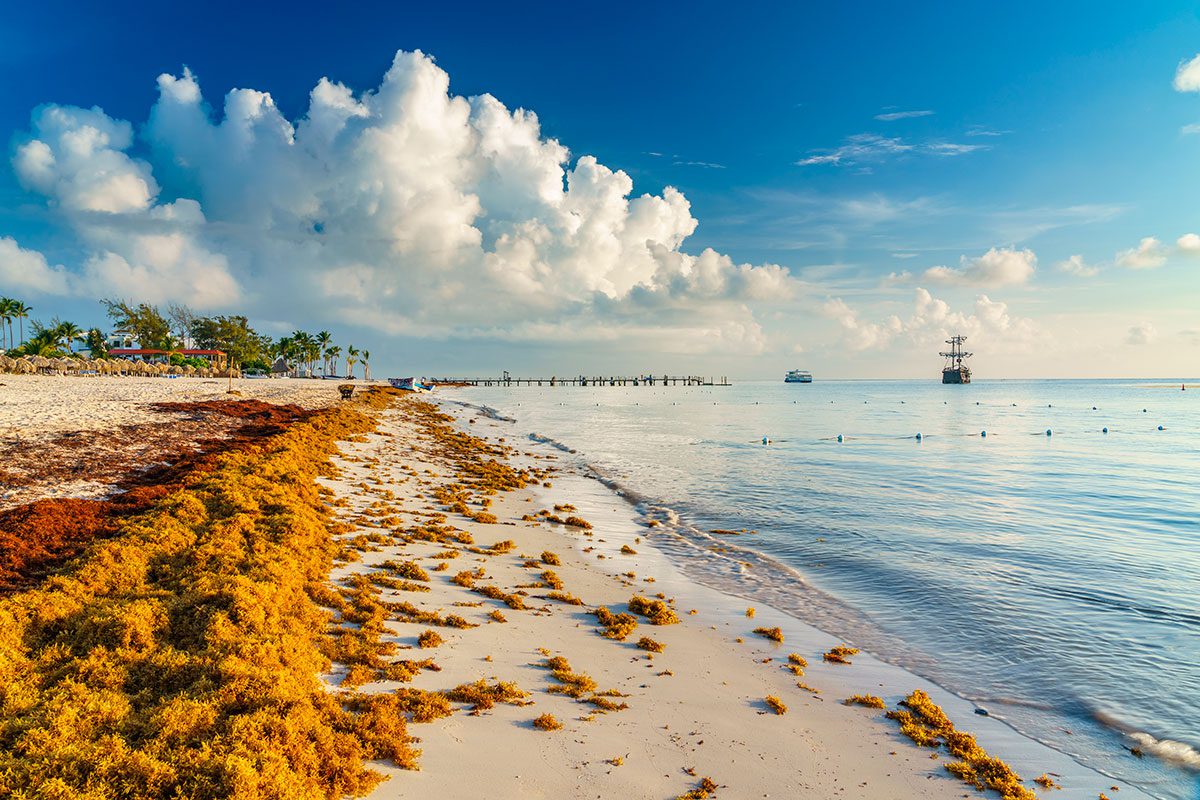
[319, 398, 1147, 800]
[0, 375, 344, 440]
[0, 375, 359, 509]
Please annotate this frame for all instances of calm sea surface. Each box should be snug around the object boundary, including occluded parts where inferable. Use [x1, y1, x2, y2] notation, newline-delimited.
[448, 379, 1198, 800]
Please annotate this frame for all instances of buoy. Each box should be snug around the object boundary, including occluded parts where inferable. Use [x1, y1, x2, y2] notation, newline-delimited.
[1143, 409, 1147, 413]
[1092, 406, 1097, 410]
[836, 434, 843, 442]
[1102, 427, 1108, 433]
[1048, 404, 1052, 408]
[915, 433, 923, 441]
[762, 436, 770, 444]
[1046, 429, 1052, 436]
[981, 431, 987, 437]
[1157, 425, 1164, 431]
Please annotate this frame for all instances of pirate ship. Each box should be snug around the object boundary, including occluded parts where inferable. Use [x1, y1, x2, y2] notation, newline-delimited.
[940, 335, 972, 384]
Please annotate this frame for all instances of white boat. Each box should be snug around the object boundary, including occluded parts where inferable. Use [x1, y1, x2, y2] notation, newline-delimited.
[388, 377, 434, 392]
[784, 369, 813, 383]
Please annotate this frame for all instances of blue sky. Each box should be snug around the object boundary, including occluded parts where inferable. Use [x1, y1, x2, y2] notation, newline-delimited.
[1, 1, 1198, 377]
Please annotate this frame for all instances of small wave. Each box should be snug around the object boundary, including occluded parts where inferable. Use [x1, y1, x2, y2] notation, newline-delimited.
[528, 432, 575, 453]
[477, 404, 516, 423]
[584, 464, 649, 505]
[969, 695, 1059, 713]
[440, 398, 517, 422]
[1128, 733, 1200, 771]
[1093, 710, 1200, 771]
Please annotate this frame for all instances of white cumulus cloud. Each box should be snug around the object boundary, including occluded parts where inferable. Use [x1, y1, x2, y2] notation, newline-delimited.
[13, 106, 158, 214]
[9, 51, 793, 349]
[923, 247, 1036, 288]
[14, 52, 796, 347]
[0, 237, 73, 294]
[1176, 233, 1200, 254]
[1174, 54, 1200, 92]
[1115, 237, 1168, 269]
[1056, 254, 1099, 277]
[822, 287, 1036, 352]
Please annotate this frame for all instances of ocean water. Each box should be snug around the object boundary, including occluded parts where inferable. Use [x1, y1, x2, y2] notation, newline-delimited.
[447, 379, 1199, 800]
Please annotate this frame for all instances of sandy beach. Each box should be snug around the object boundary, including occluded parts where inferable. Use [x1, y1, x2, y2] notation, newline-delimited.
[0, 379, 1149, 799]
[317, 393, 1149, 800]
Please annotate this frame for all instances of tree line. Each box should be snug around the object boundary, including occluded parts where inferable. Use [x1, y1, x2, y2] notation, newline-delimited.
[0, 296, 370, 378]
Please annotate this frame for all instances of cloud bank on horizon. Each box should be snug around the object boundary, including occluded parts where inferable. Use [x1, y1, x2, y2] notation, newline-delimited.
[7, 50, 796, 354]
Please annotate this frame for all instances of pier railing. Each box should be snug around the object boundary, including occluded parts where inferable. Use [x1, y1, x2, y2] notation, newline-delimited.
[430, 375, 731, 387]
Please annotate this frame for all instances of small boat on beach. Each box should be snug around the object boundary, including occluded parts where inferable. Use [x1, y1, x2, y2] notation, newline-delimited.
[784, 369, 813, 383]
[388, 377, 434, 392]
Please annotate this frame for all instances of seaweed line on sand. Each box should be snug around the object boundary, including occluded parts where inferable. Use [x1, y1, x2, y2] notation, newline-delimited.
[0, 387, 431, 799]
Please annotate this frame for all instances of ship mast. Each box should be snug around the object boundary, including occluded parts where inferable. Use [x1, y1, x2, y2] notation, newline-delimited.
[939, 335, 972, 370]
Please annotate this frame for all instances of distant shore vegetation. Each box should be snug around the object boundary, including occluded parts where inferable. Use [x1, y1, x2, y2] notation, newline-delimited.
[0, 295, 370, 377]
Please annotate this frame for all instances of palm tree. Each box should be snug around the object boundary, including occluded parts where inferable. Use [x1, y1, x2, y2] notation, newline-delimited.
[315, 331, 332, 375]
[362, 350, 371, 381]
[0, 298, 14, 350]
[325, 345, 341, 377]
[291, 330, 314, 376]
[22, 327, 61, 357]
[346, 345, 359, 379]
[55, 321, 83, 354]
[306, 340, 321, 375]
[13, 301, 30, 347]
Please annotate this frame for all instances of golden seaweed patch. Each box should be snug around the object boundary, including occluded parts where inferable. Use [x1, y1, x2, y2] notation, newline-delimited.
[0, 389, 425, 798]
[752, 626, 784, 643]
[886, 690, 1038, 800]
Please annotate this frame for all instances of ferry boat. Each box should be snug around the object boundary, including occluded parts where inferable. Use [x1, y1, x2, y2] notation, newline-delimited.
[784, 369, 813, 383]
[940, 335, 972, 384]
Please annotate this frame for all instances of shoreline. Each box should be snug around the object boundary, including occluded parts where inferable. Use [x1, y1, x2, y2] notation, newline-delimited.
[319, 396, 969, 799]
[426, 390, 1160, 800]
[0, 380, 1164, 798]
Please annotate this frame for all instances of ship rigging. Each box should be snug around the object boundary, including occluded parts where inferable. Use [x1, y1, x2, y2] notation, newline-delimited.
[940, 335, 972, 384]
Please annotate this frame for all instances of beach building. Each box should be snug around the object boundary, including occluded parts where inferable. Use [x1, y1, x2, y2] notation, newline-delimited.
[105, 333, 136, 350]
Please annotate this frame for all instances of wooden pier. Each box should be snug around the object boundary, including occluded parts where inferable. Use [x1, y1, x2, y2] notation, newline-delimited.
[431, 373, 731, 388]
